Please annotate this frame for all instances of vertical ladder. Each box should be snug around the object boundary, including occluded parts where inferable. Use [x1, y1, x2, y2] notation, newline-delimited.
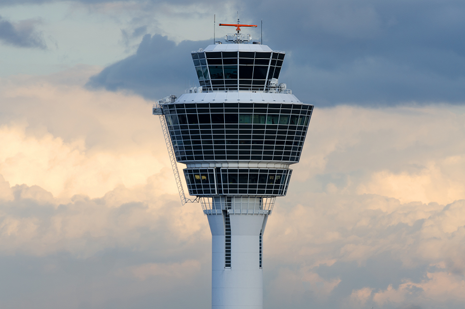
[224, 197, 232, 268]
[224, 211, 232, 268]
[154, 103, 199, 206]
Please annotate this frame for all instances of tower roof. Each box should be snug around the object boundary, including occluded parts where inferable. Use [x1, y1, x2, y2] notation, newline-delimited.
[203, 44, 274, 53]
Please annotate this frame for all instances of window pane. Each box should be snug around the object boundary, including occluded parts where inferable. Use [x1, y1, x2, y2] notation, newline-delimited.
[290, 115, 298, 125]
[255, 59, 269, 65]
[225, 114, 238, 123]
[178, 114, 188, 124]
[223, 58, 237, 65]
[239, 52, 254, 58]
[267, 115, 279, 124]
[211, 114, 224, 123]
[239, 66, 253, 79]
[196, 66, 203, 80]
[279, 115, 289, 124]
[253, 66, 268, 79]
[198, 114, 210, 123]
[206, 52, 221, 58]
[222, 52, 237, 58]
[239, 114, 252, 123]
[188, 114, 199, 124]
[207, 59, 222, 65]
[273, 67, 281, 79]
[202, 66, 209, 79]
[209, 66, 223, 79]
[239, 58, 254, 64]
[253, 115, 266, 124]
[256, 52, 271, 58]
[224, 66, 238, 79]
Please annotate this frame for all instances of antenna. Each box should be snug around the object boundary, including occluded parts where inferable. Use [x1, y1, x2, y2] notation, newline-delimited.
[261, 20, 263, 44]
[214, 14, 216, 44]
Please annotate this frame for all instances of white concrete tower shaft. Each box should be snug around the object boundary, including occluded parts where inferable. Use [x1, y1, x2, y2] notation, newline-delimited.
[207, 197, 268, 309]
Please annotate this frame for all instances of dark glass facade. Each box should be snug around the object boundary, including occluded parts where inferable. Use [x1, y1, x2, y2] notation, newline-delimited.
[184, 168, 292, 196]
[192, 51, 285, 91]
[163, 102, 312, 163]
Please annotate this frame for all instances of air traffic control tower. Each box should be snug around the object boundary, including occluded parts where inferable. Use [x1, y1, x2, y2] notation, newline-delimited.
[153, 21, 313, 309]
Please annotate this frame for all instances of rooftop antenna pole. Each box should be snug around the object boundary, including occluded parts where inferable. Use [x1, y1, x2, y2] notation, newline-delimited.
[214, 14, 216, 44]
[261, 20, 263, 44]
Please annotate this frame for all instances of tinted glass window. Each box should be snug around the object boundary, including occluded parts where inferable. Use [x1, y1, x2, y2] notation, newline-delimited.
[225, 114, 238, 123]
[256, 52, 271, 58]
[224, 66, 238, 79]
[239, 52, 254, 58]
[239, 66, 253, 79]
[253, 66, 268, 79]
[187, 114, 198, 124]
[209, 66, 223, 79]
[207, 59, 222, 65]
[206, 52, 221, 58]
[223, 58, 237, 65]
[211, 114, 224, 123]
[198, 114, 210, 123]
[272, 67, 281, 79]
[222, 52, 237, 58]
[239, 114, 252, 123]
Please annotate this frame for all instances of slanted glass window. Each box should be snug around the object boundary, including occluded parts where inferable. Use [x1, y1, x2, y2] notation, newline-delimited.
[239, 114, 252, 123]
[196, 66, 204, 80]
[253, 66, 268, 79]
[224, 66, 238, 79]
[256, 52, 271, 59]
[222, 52, 237, 58]
[202, 66, 209, 79]
[206, 52, 221, 58]
[225, 114, 238, 123]
[239, 66, 253, 79]
[267, 115, 279, 124]
[239, 52, 254, 58]
[187, 114, 199, 124]
[253, 115, 266, 124]
[209, 66, 223, 79]
[272, 67, 281, 79]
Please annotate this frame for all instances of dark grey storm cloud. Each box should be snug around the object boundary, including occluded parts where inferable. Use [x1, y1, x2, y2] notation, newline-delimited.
[0, 16, 46, 49]
[87, 0, 465, 106]
[87, 34, 206, 99]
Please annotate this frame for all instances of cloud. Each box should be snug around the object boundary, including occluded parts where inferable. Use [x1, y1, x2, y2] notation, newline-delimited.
[82, 0, 465, 105]
[87, 34, 207, 100]
[0, 16, 46, 49]
[2, 66, 465, 308]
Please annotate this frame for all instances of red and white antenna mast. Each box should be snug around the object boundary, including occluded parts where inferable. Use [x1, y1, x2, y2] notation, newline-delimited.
[219, 19, 257, 43]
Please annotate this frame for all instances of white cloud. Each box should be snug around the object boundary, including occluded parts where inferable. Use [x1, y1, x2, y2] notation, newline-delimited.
[1, 67, 465, 308]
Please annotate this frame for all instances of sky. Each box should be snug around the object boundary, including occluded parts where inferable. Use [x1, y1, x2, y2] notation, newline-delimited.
[0, 1, 465, 309]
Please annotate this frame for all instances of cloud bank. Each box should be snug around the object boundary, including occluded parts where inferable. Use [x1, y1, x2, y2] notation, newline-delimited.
[81, 0, 465, 106]
[0, 16, 46, 49]
[1, 66, 465, 308]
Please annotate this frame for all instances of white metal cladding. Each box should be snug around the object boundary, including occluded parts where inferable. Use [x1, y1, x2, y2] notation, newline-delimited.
[207, 198, 269, 309]
[201, 196, 276, 214]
